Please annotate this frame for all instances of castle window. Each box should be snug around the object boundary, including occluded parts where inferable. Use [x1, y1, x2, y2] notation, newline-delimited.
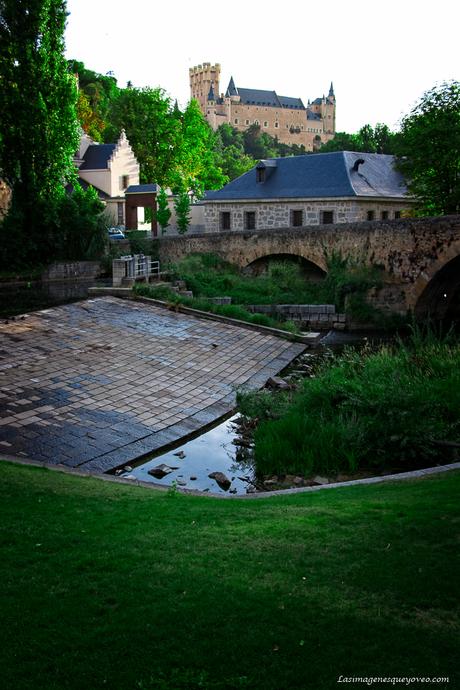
[321, 210, 334, 224]
[381, 211, 389, 220]
[234, 118, 239, 124]
[121, 174, 129, 190]
[274, 122, 279, 128]
[263, 121, 268, 127]
[245, 119, 250, 125]
[367, 210, 375, 221]
[245, 211, 256, 230]
[291, 210, 303, 227]
[220, 212, 231, 231]
[254, 120, 260, 126]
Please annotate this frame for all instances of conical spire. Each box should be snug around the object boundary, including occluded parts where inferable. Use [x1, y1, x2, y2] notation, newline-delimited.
[207, 82, 215, 102]
[328, 81, 335, 98]
[225, 76, 238, 97]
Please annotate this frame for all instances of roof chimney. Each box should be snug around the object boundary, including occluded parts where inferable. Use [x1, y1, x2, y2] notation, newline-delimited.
[352, 158, 365, 172]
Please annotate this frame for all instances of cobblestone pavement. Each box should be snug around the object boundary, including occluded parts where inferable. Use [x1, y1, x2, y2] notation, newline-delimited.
[0, 297, 304, 473]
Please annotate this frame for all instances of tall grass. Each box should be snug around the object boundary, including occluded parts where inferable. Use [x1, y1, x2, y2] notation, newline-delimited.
[238, 327, 460, 477]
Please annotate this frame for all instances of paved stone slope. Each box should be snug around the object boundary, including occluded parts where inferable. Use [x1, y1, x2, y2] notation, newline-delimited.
[0, 297, 304, 473]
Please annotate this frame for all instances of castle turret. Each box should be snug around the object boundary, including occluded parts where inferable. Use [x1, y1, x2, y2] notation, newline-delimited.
[189, 62, 221, 112]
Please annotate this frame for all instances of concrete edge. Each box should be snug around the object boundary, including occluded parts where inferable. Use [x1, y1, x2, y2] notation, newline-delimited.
[87, 288, 321, 345]
[1, 453, 459, 500]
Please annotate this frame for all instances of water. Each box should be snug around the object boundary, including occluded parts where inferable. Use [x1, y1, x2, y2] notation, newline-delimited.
[0, 279, 111, 317]
[118, 330, 389, 495]
[119, 414, 255, 495]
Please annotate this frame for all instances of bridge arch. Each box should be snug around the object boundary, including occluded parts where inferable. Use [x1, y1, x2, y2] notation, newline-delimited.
[413, 239, 460, 321]
[243, 252, 327, 281]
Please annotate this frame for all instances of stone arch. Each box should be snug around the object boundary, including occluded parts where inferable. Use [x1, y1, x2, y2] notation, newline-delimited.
[243, 252, 327, 281]
[414, 248, 460, 321]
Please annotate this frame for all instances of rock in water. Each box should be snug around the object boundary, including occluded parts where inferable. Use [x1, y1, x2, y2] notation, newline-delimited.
[148, 464, 178, 479]
[208, 471, 231, 491]
[266, 376, 290, 390]
[174, 450, 186, 459]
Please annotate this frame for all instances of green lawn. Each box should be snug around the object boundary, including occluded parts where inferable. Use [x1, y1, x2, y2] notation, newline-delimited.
[0, 462, 458, 690]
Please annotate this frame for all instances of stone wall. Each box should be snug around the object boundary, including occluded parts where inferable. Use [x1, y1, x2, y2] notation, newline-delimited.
[43, 261, 104, 281]
[203, 199, 409, 233]
[157, 215, 460, 314]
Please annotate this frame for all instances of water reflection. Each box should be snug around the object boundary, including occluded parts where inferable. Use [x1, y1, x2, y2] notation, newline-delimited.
[0, 279, 111, 317]
[120, 414, 256, 495]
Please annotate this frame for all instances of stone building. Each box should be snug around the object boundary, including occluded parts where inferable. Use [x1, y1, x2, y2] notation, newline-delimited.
[189, 62, 336, 151]
[203, 152, 415, 232]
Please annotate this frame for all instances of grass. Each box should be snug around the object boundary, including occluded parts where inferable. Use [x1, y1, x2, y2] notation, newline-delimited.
[0, 461, 458, 690]
[237, 328, 460, 478]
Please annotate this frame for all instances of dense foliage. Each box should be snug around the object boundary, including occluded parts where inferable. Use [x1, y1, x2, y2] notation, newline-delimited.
[318, 123, 398, 154]
[238, 329, 460, 478]
[396, 81, 460, 215]
[0, 0, 81, 266]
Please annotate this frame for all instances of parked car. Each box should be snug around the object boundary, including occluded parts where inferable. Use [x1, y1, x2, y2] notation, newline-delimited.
[108, 227, 126, 240]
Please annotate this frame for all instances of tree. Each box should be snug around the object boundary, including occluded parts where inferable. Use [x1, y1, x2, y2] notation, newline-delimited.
[104, 87, 182, 187]
[396, 81, 460, 215]
[172, 99, 227, 196]
[0, 0, 80, 264]
[174, 191, 191, 234]
[156, 186, 171, 234]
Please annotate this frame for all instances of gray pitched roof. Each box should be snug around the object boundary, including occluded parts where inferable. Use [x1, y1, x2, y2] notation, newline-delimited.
[278, 95, 305, 109]
[307, 111, 321, 120]
[125, 184, 159, 194]
[204, 152, 408, 201]
[79, 144, 116, 170]
[225, 77, 238, 97]
[65, 179, 110, 199]
[238, 88, 281, 107]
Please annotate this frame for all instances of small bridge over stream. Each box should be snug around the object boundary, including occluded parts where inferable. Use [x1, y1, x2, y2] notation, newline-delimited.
[157, 215, 460, 320]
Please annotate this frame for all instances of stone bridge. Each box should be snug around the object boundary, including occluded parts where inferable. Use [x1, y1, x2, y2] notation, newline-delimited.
[157, 215, 460, 320]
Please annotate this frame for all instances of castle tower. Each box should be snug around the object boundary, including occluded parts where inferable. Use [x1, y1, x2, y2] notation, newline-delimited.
[189, 63, 221, 112]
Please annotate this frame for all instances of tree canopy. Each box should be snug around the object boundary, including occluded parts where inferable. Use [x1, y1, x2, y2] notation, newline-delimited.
[395, 81, 460, 215]
[318, 124, 398, 154]
[0, 0, 80, 264]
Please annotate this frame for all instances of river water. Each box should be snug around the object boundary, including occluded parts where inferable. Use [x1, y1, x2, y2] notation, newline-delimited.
[0, 278, 111, 317]
[118, 330, 380, 495]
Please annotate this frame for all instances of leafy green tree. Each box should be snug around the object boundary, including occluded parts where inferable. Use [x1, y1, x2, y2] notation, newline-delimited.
[396, 81, 460, 215]
[174, 191, 191, 234]
[172, 99, 227, 196]
[156, 186, 171, 233]
[319, 125, 397, 154]
[104, 87, 182, 187]
[0, 0, 80, 265]
[68, 59, 119, 140]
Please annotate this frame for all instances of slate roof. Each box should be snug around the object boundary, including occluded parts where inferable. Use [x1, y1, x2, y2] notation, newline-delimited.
[79, 144, 116, 170]
[278, 95, 305, 109]
[125, 184, 159, 194]
[204, 152, 408, 201]
[65, 178, 110, 199]
[307, 111, 321, 120]
[238, 88, 281, 107]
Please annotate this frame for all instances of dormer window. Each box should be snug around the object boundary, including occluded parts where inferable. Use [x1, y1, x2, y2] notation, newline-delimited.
[257, 168, 266, 183]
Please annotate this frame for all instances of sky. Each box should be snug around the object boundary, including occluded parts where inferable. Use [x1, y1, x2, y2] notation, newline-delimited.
[65, 0, 459, 133]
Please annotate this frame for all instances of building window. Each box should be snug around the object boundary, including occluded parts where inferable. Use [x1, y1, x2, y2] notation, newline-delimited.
[234, 118, 239, 124]
[117, 202, 124, 225]
[367, 210, 375, 221]
[220, 212, 231, 230]
[394, 210, 401, 219]
[274, 122, 279, 128]
[120, 174, 129, 190]
[263, 121, 268, 127]
[321, 210, 334, 224]
[245, 119, 250, 125]
[291, 209, 303, 227]
[245, 211, 256, 230]
[381, 210, 389, 220]
[254, 120, 260, 126]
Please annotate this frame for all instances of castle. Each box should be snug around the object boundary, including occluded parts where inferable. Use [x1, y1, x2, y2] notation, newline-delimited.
[189, 62, 336, 151]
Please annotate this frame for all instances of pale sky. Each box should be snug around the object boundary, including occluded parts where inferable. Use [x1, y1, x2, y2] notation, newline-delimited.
[65, 0, 459, 133]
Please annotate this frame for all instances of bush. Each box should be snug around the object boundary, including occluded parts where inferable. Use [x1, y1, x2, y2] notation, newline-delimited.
[238, 329, 460, 478]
